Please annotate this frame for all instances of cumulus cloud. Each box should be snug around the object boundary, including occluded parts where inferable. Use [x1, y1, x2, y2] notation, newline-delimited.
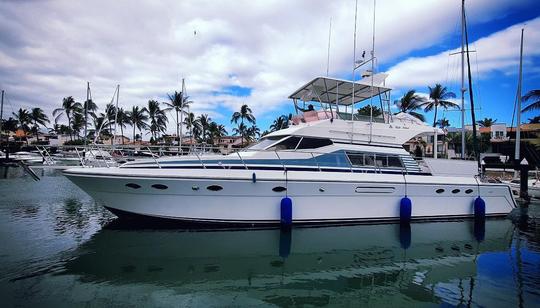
[0, 0, 536, 132]
[386, 16, 540, 89]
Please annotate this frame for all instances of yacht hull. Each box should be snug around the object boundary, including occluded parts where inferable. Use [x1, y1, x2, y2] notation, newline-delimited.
[63, 167, 517, 225]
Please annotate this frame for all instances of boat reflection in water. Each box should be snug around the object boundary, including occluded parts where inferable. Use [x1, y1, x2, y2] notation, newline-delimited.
[63, 219, 519, 306]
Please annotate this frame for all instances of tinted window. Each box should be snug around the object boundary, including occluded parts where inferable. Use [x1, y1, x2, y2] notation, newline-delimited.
[346, 152, 402, 168]
[387, 156, 403, 168]
[297, 138, 333, 149]
[267, 136, 302, 151]
[247, 136, 283, 150]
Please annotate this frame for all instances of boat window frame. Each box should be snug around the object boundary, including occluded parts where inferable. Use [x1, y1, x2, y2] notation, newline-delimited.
[266, 135, 303, 151]
[245, 136, 288, 151]
[345, 151, 404, 169]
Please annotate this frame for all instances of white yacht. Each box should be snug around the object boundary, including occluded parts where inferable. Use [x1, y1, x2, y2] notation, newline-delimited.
[63, 75, 517, 225]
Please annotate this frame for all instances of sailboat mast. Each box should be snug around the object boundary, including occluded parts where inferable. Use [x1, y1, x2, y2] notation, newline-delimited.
[180, 78, 185, 151]
[515, 29, 524, 162]
[84, 82, 89, 148]
[463, 2, 479, 168]
[461, 0, 466, 159]
[350, 0, 358, 144]
[112, 84, 120, 150]
[369, 0, 376, 141]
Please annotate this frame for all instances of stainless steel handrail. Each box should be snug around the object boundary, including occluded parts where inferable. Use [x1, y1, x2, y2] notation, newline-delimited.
[145, 146, 161, 168]
[236, 152, 248, 170]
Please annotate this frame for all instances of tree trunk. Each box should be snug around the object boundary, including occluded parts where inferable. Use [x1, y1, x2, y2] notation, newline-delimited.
[67, 114, 73, 141]
[120, 125, 124, 145]
[432, 104, 438, 127]
[133, 125, 136, 144]
[176, 110, 180, 148]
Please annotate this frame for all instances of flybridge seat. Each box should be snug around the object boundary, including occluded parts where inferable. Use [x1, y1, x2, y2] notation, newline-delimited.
[290, 110, 384, 125]
[291, 110, 337, 125]
[336, 112, 385, 123]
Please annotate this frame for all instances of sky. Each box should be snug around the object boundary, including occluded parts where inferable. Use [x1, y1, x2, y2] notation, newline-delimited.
[0, 0, 539, 137]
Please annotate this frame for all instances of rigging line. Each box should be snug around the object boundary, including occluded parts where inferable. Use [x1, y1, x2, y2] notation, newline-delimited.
[326, 17, 332, 77]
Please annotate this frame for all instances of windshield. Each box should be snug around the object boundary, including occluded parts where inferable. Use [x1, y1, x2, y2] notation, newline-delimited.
[246, 136, 284, 150]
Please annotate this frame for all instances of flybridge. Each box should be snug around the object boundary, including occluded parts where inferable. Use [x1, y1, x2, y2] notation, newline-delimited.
[288, 73, 391, 106]
[287, 73, 393, 124]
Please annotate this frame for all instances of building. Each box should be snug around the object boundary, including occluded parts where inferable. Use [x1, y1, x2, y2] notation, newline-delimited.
[102, 135, 131, 145]
[214, 136, 245, 154]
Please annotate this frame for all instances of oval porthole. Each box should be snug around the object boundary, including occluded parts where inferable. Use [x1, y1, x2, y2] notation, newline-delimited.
[125, 183, 141, 189]
[207, 185, 223, 191]
[192, 185, 200, 191]
[151, 184, 168, 190]
[452, 189, 460, 194]
[465, 189, 474, 194]
[436, 189, 445, 194]
[272, 186, 287, 192]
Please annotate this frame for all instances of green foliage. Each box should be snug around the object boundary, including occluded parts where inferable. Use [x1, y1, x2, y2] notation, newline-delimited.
[357, 105, 382, 117]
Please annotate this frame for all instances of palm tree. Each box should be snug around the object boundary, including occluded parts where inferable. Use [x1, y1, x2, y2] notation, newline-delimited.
[29, 107, 50, 141]
[357, 105, 383, 117]
[164, 91, 191, 146]
[127, 106, 149, 142]
[521, 89, 540, 113]
[53, 96, 82, 141]
[13, 108, 31, 144]
[115, 108, 130, 144]
[196, 114, 211, 143]
[207, 122, 228, 144]
[528, 116, 540, 124]
[71, 112, 86, 139]
[422, 84, 458, 127]
[232, 122, 248, 144]
[435, 118, 450, 129]
[394, 90, 425, 121]
[147, 100, 168, 143]
[82, 99, 98, 141]
[183, 112, 201, 144]
[270, 115, 289, 132]
[92, 113, 109, 143]
[231, 104, 256, 145]
[476, 117, 497, 127]
[247, 125, 260, 142]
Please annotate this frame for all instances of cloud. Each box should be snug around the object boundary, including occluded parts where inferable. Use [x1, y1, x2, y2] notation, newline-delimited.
[386, 16, 540, 89]
[0, 0, 536, 133]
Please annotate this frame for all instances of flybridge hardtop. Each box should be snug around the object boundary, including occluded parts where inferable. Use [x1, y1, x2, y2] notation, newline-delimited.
[288, 74, 391, 105]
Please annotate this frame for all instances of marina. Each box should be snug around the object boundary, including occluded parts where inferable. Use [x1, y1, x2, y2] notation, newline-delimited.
[1, 168, 539, 306]
[1, 0, 539, 306]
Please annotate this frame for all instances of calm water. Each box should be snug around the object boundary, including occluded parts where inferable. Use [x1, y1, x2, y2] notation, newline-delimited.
[0, 168, 539, 307]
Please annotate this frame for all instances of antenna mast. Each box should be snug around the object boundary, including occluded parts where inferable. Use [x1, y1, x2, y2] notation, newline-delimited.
[351, 0, 358, 143]
[326, 18, 332, 77]
[460, 0, 466, 159]
[515, 28, 524, 162]
[369, 0, 377, 142]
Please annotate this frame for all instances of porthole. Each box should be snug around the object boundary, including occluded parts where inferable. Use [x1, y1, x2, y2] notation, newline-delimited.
[465, 189, 473, 194]
[125, 183, 141, 189]
[436, 189, 445, 194]
[207, 185, 223, 191]
[272, 186, 287, 192]
[452, 189, 460, 194]
[192, 185, 200, 191]
[151, 184, 168, 190]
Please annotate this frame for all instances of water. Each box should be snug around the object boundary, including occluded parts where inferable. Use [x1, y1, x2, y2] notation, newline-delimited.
[1, 167, 539, 307]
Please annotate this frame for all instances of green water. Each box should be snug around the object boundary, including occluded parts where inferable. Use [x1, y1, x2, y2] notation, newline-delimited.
[0, 167, 539, 307]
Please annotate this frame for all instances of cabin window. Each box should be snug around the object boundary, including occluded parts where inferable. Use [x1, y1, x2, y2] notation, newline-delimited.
[346, 151, 402, 168]
[296, 137, 333, 149]
[247, 136, 283, 150]
[267, 136, 302, 151]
